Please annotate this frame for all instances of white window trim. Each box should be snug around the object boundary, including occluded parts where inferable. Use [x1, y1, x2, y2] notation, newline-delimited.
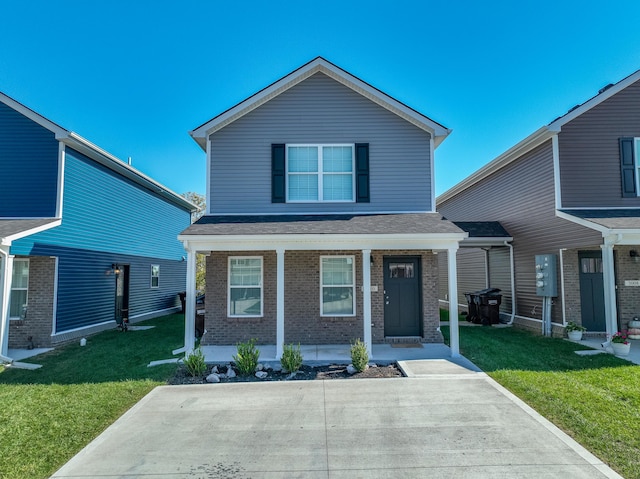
[151, 264, 160, 289]
[286, 144, 356, 203]
[228, 256, 263, 318]
[10, 258, 29, 320]
[320, 255, 356, 317]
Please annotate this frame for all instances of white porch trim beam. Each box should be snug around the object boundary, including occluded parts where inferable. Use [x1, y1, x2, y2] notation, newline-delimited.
[362, 249, 372, 356]
[0, 248, 14, 361]
[447, 245, 460, 358]
[184, 248, 197, 355]
[276, 248, 285, 359]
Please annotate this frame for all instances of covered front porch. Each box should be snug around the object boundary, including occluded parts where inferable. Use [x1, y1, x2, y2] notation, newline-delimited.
[179, 213, 467, 359]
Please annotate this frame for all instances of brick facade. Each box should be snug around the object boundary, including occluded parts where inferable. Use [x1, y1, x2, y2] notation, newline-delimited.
[613, 245, 640, 330]
[9, 256, 56, 349]
[203, 249, 442, 346]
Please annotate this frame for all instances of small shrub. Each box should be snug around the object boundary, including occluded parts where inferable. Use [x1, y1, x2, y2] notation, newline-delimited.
[281, 343, 303, 373]
[184, 347, 207, 377]
[350, 339, 369, 372]
[233, 338, 260, 376]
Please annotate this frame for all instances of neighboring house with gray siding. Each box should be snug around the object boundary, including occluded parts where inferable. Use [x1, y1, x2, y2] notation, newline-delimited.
[437, 69, 640, 339]
[179, 57, 468, 358]
[0, 92, 196, 362]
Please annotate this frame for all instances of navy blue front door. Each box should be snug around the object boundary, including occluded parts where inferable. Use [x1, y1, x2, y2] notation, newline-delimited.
[383, 257, 422, 336]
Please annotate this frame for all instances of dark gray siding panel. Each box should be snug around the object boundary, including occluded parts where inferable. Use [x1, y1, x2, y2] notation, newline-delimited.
[488, 247, 512, 314]
[209, 73, 433, 214]
[0, 102, 58, 217]
[439, 141, 602, 323]
[560, 78, 640, 207]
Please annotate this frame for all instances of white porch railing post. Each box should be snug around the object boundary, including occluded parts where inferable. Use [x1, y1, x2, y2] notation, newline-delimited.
[0, 249, 15, 359]
[276, 248, 285, 359]
[362, 249, 372, 357]
[448, 246, 460, 358]
[184, 248, 197, 355]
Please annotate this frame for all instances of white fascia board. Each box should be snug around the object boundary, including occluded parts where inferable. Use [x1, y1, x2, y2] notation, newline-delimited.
[59, 133, 198, 213]
[0, 92, 68, 138]
[438, 127, 557, 204]
[460, 236, 513, 247]
[1, 219, 61, 246]
[555, 210, 609, 234]
[180, 232, 467, 252]
[190, 57, 451, 150]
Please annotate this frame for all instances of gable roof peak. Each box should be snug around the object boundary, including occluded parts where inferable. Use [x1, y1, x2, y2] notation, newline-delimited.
[189, 57, 451, 150]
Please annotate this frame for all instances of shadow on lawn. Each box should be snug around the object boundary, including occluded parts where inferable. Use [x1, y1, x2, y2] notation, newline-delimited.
[440, 325, 632, 373]
[0, 314, 184, 385]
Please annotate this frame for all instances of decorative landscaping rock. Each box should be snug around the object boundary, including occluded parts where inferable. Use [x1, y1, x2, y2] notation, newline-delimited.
[256, 363, 264, 371]
[206, 373, 221, 383]
[255, 371, 268, 379]
[347, 364, 357, 375]
[211, 366, 219, 374]
[226, 367, 236, 378]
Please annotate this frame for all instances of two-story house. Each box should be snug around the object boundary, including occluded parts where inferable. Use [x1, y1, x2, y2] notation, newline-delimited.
[179, 57, 467, 358]
[0, 92, 196, 362]
[437, 68, 640, 339]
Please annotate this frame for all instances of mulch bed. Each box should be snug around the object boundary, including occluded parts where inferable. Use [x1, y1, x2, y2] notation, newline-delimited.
[168, 363, 404, 385]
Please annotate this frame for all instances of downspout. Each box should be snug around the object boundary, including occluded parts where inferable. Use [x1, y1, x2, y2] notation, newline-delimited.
[559, 248, 567, 325]
[0, 247, 13, 364]
[504, 240, 516, 324]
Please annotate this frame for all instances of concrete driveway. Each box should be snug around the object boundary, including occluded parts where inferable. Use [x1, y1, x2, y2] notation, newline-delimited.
[52, 360, 621, 478]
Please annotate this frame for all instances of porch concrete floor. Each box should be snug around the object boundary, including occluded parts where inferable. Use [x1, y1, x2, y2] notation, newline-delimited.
[200, 343, 481, 369]
[567, 337, 640, 365]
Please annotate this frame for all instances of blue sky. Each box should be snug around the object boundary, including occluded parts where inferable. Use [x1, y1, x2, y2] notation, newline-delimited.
[3, 0, 640, 198]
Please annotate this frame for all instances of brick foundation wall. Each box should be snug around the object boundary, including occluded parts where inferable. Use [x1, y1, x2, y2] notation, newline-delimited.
[9, 256, 56, 349]
[203, 249, 442, 346]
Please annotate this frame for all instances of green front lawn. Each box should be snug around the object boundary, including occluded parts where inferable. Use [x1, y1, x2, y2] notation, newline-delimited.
[442, 325, 640, 479]
[0, 314, 184, 479]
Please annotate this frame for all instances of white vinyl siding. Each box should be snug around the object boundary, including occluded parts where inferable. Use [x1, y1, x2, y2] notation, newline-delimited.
[287, 144, 354, 202]
[228, 257, 263, 317]
[9, 258, 29, 319]
[320, 256, 355, 316]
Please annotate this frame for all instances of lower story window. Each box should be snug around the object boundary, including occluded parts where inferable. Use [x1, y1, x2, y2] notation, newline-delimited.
[321, 256, 355, 316]
[10, 258, 29, 319]
[151, 265, 160, 288]
[229, 257, 263, 317]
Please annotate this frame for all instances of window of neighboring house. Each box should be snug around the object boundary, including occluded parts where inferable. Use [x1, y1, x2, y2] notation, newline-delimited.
[287, 144, 355, 202]
[9, 259, 29, 319]
[320, 256, 355, 316]
[151, 265, 160, 288]
[228, 257, 263, 317]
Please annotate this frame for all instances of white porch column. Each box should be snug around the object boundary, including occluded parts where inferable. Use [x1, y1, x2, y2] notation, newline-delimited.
[601, 239, 617, 338]
[447, 245, 460, 358]
[0, 248, 15, 360]
[276, 248, 285, 359]
[183, 248, 197, 355]
[362, 249, 372, 356]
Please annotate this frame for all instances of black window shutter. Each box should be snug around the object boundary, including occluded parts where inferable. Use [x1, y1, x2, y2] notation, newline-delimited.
[355, 143, 370, 203]
[272, 144, 286, 203]
[620, 137, 636, 198]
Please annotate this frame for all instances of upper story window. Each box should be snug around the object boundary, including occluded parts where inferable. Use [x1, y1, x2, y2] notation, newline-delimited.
[287, 145, 355, 202]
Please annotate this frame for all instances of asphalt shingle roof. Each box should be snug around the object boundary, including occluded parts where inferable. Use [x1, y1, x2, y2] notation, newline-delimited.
[560, 209, 640, 229]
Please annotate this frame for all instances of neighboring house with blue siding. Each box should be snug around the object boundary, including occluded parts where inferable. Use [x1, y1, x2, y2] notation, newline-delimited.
[179, 57, 468, 358]
[0, 92, 196, 360]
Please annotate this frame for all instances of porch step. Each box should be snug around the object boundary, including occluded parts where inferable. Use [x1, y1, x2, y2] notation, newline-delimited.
[384, 336, 423, 344]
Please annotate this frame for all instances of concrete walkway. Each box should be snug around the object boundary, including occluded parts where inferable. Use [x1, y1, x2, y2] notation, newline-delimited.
[52, 359, 622, 478]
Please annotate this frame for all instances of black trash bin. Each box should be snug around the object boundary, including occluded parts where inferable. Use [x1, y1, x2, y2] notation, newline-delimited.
[477, 288, 502, 325]
[178, 292, 186, 313]
[464, 292, 480, 323]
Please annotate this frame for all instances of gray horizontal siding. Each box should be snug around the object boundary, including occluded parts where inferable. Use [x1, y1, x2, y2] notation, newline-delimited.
[488, 247, 512, 314]
[209, 73, 433, 214]
[560, 78, 640, 207]
[438, 141, 601, 323]
[0, 102, 58, 217]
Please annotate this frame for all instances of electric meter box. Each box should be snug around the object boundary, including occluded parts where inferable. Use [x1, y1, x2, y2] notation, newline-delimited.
[535, 254, 558, 297]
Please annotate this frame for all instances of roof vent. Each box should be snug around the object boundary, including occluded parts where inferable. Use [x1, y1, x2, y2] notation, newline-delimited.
[567, 104, 581, 113]
[598, 83, 614, 94]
